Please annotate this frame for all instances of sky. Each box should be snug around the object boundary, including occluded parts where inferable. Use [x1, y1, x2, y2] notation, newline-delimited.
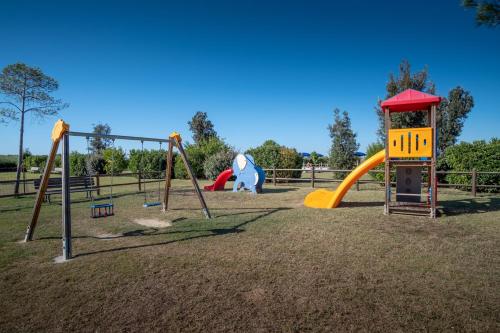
[0, 0, 499, 155]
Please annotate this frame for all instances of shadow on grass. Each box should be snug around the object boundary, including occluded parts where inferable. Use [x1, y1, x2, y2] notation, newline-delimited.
[36, 208, 290, 258]
[339, 201, 383, 208]
[440, 197, 500, 216]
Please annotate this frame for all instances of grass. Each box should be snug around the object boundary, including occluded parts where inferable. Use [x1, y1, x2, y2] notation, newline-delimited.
[0, 180, 499, 332]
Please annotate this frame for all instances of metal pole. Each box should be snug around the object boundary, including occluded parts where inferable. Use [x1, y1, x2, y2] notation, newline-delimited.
[61, 133, 72, 260]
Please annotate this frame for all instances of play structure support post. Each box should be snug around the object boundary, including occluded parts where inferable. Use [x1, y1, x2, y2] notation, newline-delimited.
[272, 167, 276, 186]
[163, 140, 173, 211]
[384, 107, 390, 215]
[471, 168, 477, 197]
[61, 133, 72, 260]
[430, 104, 437, 218]
[170, 133, 211, 219]
[311, 165, 315, 188]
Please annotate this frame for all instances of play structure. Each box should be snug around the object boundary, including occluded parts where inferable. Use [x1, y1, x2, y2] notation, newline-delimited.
[204, 154, 265, 193]
[24, 119, 211, 260]
[305, 89, 440, 218]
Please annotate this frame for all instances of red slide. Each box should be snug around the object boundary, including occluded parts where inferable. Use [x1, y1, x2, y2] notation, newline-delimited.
[204, 169, 233, 191]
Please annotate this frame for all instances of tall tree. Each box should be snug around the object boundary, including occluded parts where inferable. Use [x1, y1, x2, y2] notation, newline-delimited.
[0, 63, 68, 194]
[90, 123, 112, 153]
[462, 0, 500, 27]
[188, 111, 217, 144]
[375, 60, 435, 142]
[376, 60, 474, 154]
[437, 87, 474, 153]
[328, 108, 359, 173]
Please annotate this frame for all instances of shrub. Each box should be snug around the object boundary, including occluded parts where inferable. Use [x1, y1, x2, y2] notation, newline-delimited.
[0, 156, 17, 169]
[24, 155, 48, 171]
[441, 138, 500, 192]
[277, 147, 303, 178]
[70, 152, 87, 176]
[246, 140, 303, 179]
[174, 137, 231, 179]
[365, 142, 385, 182]
[203, 150, 237, 180]
[102, 147, 128, 175]
[86, 153, 106, 175]
[129, 149, 169, 179]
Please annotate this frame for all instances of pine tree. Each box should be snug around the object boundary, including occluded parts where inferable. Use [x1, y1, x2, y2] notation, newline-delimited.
[328, 108, 359, 177]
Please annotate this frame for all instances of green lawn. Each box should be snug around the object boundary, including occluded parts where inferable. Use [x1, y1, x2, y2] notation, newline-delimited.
[0, 180, 499, 332]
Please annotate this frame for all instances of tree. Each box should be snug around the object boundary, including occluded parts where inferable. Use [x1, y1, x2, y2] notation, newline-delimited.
[437, 87, 474, 154]
[376, 60, 474, 154]
[90, 123, 112, 153]
[0, 63, 68, 194]
[375, 60, 435, 142]
[462, 0, 500, 27]
[188, 111, 217, 144]
[328, 108, 359, 175]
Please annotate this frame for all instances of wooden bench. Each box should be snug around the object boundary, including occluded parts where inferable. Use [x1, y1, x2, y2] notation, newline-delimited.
[34, 176, 96, 203]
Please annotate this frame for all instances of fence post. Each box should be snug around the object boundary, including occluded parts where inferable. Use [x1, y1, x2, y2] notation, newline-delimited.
[22, 165, 26, 194]
[95, 174, 101, 195]
[471, 168, 477, 197]
[356, 179, 360, 191]
[311, 166, 315, 188]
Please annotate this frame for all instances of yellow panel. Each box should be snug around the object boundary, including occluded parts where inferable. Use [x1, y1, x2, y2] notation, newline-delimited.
[388, 127, 433, 158]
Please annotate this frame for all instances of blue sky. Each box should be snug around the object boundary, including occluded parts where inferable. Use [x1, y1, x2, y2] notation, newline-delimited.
[0, 0, 499, 155]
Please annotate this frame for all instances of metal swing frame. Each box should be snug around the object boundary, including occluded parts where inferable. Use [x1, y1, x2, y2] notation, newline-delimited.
[24, 119, 211, 261]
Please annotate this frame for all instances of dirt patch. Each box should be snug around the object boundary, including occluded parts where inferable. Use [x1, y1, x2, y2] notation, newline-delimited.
[132, 218, 172, 228]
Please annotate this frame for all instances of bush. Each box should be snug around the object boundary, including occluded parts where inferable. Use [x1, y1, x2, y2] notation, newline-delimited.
[129, 149, 169, 179]
[86, 153, 106, 175]
[70, 152, 87, 176]
[0, 156, 17, 169]
[102, 148, 128, 175]
[441, 138, 500, 192]
[174, 137, 231, 179]
[24, 155, 48, 171]
[365, 142, 385, 182]
[246, 140, 303, 179]
[203, 150, 237, 180]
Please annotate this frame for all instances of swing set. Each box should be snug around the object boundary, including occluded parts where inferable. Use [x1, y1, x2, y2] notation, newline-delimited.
[24, 119, 211, 261]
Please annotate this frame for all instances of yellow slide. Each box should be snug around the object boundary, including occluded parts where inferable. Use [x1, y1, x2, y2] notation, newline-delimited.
[304, 150, 385, 208]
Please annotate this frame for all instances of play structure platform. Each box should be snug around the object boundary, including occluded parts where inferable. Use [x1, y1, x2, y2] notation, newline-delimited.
[304, 150, 385, 208]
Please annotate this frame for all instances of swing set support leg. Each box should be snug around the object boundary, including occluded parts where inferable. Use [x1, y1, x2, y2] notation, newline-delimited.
[169, 133, 211, 219]
[163, 140, 174, 211]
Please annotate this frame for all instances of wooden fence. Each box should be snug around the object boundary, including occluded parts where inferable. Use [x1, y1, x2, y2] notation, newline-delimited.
[264, 167, 500, 197]
[1, 168, 499, 199]
[0, 171, 163, 199]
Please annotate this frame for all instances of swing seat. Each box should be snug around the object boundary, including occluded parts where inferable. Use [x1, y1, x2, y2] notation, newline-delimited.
[91, 203, 114, 218]
[143, 202, 161, 208]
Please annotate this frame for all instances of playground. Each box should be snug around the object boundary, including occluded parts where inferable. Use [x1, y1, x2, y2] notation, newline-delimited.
[0, 179, 499, 331]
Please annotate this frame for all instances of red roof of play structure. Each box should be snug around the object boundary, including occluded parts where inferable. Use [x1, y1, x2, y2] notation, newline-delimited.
[381, 89, 441, 112]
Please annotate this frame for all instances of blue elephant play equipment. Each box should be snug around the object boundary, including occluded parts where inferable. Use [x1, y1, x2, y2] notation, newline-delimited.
[232, 154, 265, 193]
